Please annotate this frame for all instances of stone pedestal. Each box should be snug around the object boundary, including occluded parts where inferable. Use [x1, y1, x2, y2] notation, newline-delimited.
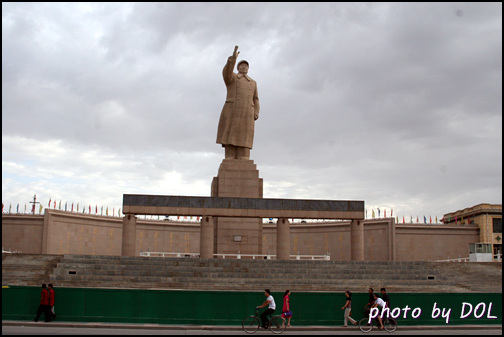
[211, 159, 263, 255]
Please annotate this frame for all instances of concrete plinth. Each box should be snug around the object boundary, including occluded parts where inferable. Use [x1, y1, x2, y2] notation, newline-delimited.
[277, 218, 290, 260]
[211, 159, 263, 255]
[122, 214, 137, 256]
[350, 219, 364, 261]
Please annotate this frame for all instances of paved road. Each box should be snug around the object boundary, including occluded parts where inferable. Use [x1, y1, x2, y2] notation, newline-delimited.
[2, 323, 502, 335]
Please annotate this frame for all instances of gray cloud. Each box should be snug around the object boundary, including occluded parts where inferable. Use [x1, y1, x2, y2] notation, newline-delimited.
[2, 2, 501, 219]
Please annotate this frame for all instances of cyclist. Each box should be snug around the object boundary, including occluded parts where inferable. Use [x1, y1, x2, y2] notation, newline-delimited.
[257, 289, 276, 329]
[371, 293, 386, 330]
[363, 287, 375, 316]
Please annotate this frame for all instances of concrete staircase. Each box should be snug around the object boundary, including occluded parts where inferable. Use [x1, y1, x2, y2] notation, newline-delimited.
[3, 254, 501, 293]
[2, 253, 63, 286]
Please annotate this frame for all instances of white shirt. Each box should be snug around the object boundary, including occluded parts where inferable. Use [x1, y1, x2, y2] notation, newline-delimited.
[267, 295, 276, 310]
[374, 297, 386, 308]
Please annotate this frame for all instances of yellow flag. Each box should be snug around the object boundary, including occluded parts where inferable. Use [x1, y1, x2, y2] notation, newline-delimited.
[372, 209, 375, 218]
[39, 204, 43, 214]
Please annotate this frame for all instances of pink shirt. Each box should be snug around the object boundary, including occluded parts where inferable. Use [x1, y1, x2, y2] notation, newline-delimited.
[282, 295, 290, 312]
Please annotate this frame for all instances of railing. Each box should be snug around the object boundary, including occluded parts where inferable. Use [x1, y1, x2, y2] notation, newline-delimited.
[435, 257, 471, 262]
[435, 253, 502, 263]
[139, 252, 330, 260]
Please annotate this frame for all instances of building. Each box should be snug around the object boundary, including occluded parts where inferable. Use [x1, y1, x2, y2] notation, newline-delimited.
[443, 203, 502, 256]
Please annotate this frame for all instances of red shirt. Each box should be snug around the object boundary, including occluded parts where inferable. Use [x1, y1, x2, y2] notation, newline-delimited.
[48, 288, 55, 306]
[40, 288, 49, 305]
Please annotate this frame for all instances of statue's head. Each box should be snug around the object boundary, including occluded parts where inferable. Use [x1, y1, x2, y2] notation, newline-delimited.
[237, 60, 249, 74]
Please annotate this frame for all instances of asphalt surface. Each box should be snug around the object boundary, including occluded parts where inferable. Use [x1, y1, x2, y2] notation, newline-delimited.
[2, 321, 502, 335]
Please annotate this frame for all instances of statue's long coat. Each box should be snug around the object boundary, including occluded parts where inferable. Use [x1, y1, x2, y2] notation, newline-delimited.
[216, 56, 260, 149]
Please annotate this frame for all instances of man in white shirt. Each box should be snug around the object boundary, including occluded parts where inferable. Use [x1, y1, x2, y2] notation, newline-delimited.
[371, 293, 386, 330]
[257, 289, 276, 329]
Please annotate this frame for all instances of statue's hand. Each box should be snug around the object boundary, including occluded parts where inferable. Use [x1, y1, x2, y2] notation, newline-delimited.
[233, 45, 240, 59]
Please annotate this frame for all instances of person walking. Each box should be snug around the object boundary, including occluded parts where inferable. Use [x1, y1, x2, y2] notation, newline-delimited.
[257, 289, 276, 329]
[48, 284, 56, 321]
[342, 290, 357, 327]
[281, 290, 292, 328]
[33, 284, 51, 322]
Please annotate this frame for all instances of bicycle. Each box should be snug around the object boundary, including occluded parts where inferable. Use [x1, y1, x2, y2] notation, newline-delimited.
[242, 307, 286, 334]
[358, 316, 397, 333]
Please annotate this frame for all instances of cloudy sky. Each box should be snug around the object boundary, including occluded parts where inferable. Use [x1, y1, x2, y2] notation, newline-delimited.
[2, 2, 502, 221]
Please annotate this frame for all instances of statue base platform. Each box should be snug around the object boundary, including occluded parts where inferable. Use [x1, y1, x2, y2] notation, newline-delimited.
[211, 159, 263, 255]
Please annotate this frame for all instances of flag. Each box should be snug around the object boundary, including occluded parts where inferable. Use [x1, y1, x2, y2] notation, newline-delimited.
[48, 198, 51, 207]
[106, 207, 108, 216]
[65, 202, 67, 211]
[77, 203, 79, 213]
[378, 208, 381, 217]
[423, 216, 427, 224]
[113, 208, 115, 216]
[384, 209, 387, 218]
[429, 216, 432, 224]
[416, 216, 419, 223]
[39, 204, 43, 214]
[402, 216, 405, 224]
[366, 209, 368, 219]
[96, 205, 98, 214]
[59, 200, 62, 210]
[101, 206, 103, 215]
[372, 210, 375, 219]
[25, 204, 27, 213]
[410, 215, 413, 224]
[396, 216, 398, 223]
[391, 209, 393, 217]
[118, 208, 121, 216]
[54, 200, 56, 208]
[71, 203, 74, 212]
[9, 204, 12, 213]
[17, 203, 19, 213]
[89, 205, 91, 214]
[435, 216, 438, 224]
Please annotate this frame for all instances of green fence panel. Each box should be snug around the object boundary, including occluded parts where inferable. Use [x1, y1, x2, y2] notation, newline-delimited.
[2, 286, 501, 326]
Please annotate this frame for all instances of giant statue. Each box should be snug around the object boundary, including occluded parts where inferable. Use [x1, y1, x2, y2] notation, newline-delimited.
[216, 46, 260, 160]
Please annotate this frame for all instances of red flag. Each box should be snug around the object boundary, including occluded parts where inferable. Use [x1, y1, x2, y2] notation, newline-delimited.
[429, 216, 432, 224]
[402, 216, 405, 224]
[391, 209, 393, 217]
[48, 198, 51, 207]
[53, 200, 56, 208]
[71, 203, 74, 212]
[385, 209, 387, 217]
[96, 205, 98, 214]
[89, 205, 91, 214]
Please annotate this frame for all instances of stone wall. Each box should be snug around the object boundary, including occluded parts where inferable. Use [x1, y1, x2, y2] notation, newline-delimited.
[2, 210, 480, 261]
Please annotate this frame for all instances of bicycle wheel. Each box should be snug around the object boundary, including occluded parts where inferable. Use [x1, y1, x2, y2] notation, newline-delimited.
[269, 315, 286, 334]
[384, 318, 397, 332]
[359, 317, 373, 333]
[242, 316, 260, 334]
